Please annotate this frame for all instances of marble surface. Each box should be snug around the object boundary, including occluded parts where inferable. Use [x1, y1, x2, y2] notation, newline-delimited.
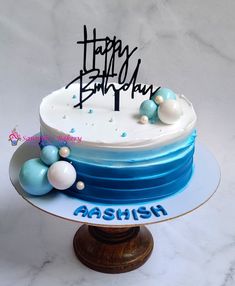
[0, 0, 235, 285]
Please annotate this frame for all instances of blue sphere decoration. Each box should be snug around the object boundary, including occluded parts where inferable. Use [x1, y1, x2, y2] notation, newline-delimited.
[19, 158, 53, 196]
[40, 145, 59, 166]
[153, 87, 176, 102]
[139, 100, 158, 119]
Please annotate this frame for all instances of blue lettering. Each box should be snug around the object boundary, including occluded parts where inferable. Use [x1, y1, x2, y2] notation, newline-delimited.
[73, 205, 88, 217]
[137, 206, 152, 219]
[150, 205, 168, 217]
[132, 209, 139, 220]
[116, 208, 130, 220]
[88, 207, 102, 219]
[102, 208, 115, 221]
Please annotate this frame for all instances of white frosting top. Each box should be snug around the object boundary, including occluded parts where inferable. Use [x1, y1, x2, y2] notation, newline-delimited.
[40, 84, 196, 150]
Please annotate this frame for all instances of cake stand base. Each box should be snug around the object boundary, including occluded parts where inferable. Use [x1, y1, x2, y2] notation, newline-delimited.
[73, 225, 154, 273]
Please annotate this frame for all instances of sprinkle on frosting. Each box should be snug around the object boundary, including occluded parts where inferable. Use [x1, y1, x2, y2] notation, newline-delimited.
[88, 109, 93, 114]
[121, 132, 127, 137]
[70, 128, 75, 133]
[39, 84, 196, 148]
[72, 95, 77, 99]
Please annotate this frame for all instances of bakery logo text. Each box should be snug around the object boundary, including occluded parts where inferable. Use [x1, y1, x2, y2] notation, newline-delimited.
[66, 25, 159, 111]
[8, 127, 21, 146]
[8, 128, 82, 146]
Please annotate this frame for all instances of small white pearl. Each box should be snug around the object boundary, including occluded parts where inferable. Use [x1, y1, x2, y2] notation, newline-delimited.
[59, 146, 70, 158]
[139, 115, 149, 124]
[76, 181, 85, 190]
[154, 95, 164, 105]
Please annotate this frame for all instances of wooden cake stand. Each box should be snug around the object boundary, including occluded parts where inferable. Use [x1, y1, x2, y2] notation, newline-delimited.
[73, 225, 153, 273]
[9, 141, 220, 273]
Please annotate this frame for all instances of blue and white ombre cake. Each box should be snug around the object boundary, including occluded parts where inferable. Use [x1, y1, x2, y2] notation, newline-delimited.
[33, 84, 197, 204]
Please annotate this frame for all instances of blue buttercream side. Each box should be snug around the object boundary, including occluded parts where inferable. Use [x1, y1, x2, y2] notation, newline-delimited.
[40, 131, 196, 204]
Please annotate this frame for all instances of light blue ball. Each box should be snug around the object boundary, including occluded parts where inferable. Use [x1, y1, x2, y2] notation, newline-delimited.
[19, 158, 53, 196]
[40, 145, 59, 166]
[139, 100, 158, 119]
[149, 112, 159, 124]
[153, 87, 176, 101]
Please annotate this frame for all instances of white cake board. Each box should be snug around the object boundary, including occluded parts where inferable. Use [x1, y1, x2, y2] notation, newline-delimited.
[9, 139, 220, 227]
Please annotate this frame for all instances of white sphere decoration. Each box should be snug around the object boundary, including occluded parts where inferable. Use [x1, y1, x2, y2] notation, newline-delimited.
[158, 99, 182, 124]
[76, 181, 85, 190]
[139, 115, 149, 124]
[154, 95, 164, 105]
[59, 146, 70, 158]
[47, 161, 76, 190]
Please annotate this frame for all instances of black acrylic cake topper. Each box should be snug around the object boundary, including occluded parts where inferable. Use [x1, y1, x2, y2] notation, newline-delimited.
[66, 25, 159, 111]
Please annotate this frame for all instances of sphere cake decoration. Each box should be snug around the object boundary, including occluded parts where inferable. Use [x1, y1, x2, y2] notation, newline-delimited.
[158, 99, 182, 124]
[19, 158, 53, 196]
[40, 145, 59, 165]
[139, 100, 158, 119]
[59, 146, 71, 158]
[47, 161, 76, 190]
[19, 145, 79, 196]
[76, 181, 85, 191]
[139, 87, 183, 125]
[139, 115, 149, 124]
[154, 95, 164, 105]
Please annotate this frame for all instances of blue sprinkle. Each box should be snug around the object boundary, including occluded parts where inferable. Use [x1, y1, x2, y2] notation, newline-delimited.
[88, 109, 93, 114]
[72, 95, 77, 99]
[121, 132, 127, 137]
[70, 128, 75, 133]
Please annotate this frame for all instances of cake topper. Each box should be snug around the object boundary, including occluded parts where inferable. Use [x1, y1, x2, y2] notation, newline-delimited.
[66, 25, 159, 111]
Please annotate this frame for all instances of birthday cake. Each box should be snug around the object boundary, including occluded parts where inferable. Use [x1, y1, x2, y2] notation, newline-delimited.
[19, 82, 196, 205]
[18, 26, 197, 206]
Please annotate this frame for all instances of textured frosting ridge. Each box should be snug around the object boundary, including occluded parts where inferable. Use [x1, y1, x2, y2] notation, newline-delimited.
[61, 131, 196, 204]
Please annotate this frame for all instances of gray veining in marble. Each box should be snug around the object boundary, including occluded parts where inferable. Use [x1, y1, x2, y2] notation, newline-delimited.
[1, 0, 235, 285]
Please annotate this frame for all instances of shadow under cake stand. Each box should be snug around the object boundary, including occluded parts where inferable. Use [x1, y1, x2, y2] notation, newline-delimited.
[9, 141, 220, 273]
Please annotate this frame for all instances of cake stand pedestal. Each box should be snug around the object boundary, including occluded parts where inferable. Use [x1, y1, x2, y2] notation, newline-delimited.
[73, 225, 153, 273]
[9, 140, 220, 274]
